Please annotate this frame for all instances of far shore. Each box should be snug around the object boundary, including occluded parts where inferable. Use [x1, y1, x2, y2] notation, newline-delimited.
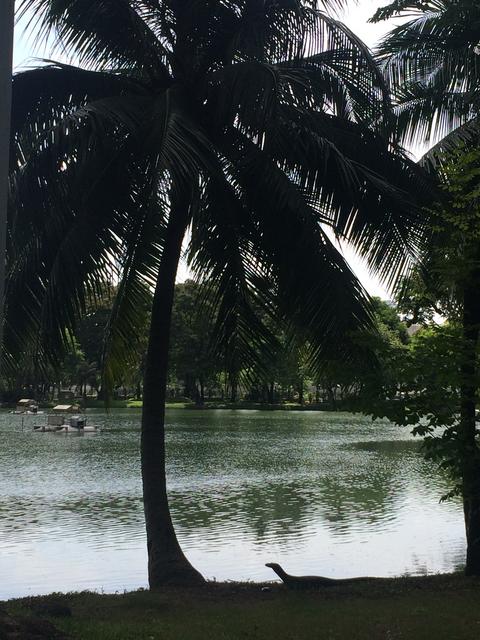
[107, 400, 339, 411]
[2, 400, 344, 411]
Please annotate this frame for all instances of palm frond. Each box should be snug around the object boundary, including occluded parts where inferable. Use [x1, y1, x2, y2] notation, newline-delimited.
[11, 63, 147, 136]
[188, 168, 281, 380]
[256, 106, 434, 286]
[373, 0, 480, 148]
[6, 130, 137, 366]
[18, 0, 170, 77]
[102, 171, 166, 397]
[370, 1, 440, 23]
[419, 116, 480, 171]
[207, 132, 378, 363]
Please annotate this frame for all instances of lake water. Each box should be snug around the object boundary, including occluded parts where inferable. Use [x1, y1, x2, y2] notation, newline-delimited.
[0, 409, 466, 599]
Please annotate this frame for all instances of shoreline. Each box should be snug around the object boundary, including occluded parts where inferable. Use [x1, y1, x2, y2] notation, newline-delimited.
[2, 573, 478, 639]
[93, 400, 340, 411]
[1, 401, 341, 412]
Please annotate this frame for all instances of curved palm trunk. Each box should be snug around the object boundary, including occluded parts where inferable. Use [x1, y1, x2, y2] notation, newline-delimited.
[460, 281, 480, 576]
[142, 202, 205, 588]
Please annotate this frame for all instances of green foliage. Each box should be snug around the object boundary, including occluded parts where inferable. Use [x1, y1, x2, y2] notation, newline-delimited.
[365, 322, 473, 499]
[394, 268, 451, 326]
[391, 148, 480, 324]
[370, 324, 461, 425]
[76, 287, 116, 367]
[314, 297, 409, 408]
[430, 147, 480, 284]
[395, 145, 480, 320]
[370, 147, 480, 499]
[371, 297, 409, 345]
[169, 280, 219, 402]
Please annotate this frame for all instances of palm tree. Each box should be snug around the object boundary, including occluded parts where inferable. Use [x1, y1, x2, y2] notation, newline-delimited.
[8, 0, 432, 588]
[372, 0, 480, 149]
[373, 0, 480, 575]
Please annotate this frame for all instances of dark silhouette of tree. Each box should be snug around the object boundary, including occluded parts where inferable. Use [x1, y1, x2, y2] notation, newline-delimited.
[7, 0, 430, 587]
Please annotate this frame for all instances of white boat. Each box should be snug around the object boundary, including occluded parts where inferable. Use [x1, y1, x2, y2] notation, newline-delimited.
[34, 409, 99, 433]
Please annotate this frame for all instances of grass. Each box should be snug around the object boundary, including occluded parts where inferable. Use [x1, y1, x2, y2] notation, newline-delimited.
[127, 400, 193, 409]
[91, 400, 304, 410]
[83, 399, 193, 409]
[182, 401, 333, 411]
[83, 399, 132, 409]
[4, 574, 480, 639]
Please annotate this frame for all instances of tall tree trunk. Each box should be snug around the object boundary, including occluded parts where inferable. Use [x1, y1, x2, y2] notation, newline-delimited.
[194, 382, 202, 406]
[230, 380, 237, 403]
[0, 0, 14, 357]
[141, 201, 204, 588]
[268, 381, 275, 404]
[460, 281, 480, 575]
[326, 385, 337, 411]
[298, 377, 304, 405]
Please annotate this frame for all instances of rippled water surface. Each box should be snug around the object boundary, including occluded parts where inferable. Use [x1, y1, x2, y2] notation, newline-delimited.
[0, 409, 465, 598]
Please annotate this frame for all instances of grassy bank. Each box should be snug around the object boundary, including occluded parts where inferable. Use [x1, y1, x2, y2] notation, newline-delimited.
[4, 574, 480, 639]
[83, 400, 190, 409]
[181, 401, 334, 411]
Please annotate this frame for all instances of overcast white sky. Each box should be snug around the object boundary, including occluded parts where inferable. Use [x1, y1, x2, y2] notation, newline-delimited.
[12, 0, 405, 298]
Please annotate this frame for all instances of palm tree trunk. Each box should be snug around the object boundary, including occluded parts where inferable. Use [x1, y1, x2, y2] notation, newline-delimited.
[142, 199, 205, 588]
[0, 0, 14, 354]
[460, 281, 480, 576]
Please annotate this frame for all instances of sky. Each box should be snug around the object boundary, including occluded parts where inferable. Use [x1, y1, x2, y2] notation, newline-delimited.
[12, 0, 404, 298]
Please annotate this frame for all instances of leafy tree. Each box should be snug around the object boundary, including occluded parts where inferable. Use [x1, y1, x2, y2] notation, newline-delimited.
[387, 324, 462, 429]
[370, 297, 408, 344]
[269, 337, 310, 404]
[373, 0, 480, 575]
[314, 298, 409, 408]
[59, 340, 87, 388]
[394, 267, 455, 326]
[371, 146, 480, 575]
[77, 301, 114, 369]
[421, 147, 480, 576]
[169, 280, 219, 404]
[8, 0, 431, 587]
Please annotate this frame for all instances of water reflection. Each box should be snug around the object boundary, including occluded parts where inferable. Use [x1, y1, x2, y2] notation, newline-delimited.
[0, 409, 466, 598]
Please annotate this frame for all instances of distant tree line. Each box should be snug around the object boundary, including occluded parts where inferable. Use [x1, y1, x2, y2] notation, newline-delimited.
[3, 279, 413, 408]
